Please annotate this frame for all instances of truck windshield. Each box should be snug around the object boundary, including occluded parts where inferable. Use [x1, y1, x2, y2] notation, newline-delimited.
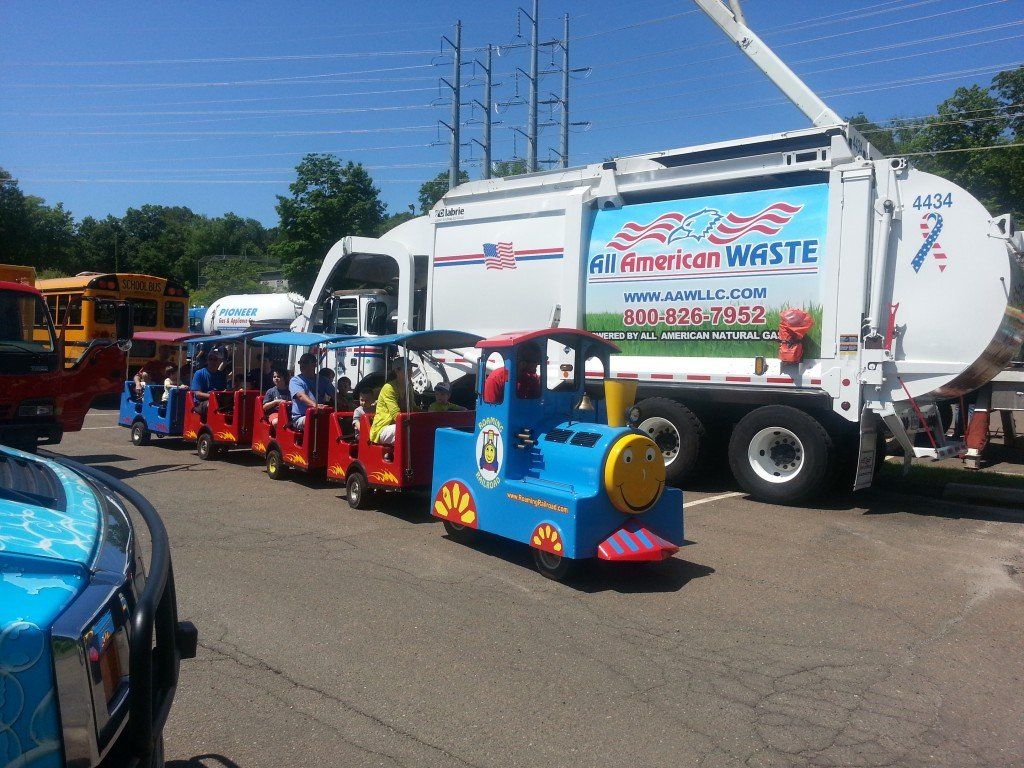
[0, 290, 57, 352]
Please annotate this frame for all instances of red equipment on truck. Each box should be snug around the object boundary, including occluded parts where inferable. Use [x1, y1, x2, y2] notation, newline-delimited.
[0, 279, 131, 450]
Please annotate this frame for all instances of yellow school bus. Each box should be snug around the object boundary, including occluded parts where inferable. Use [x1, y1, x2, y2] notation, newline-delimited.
[36, 272, 189, 368]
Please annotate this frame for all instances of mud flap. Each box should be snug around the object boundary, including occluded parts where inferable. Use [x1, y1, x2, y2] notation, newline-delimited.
[853, 407, 881, 491]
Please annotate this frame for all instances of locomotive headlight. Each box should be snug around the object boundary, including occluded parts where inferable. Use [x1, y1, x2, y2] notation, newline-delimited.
[603, 434, 666, 514]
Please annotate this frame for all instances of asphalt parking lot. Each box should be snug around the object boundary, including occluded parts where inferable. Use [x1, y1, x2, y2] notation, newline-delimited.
[54, 408, 1024, 768]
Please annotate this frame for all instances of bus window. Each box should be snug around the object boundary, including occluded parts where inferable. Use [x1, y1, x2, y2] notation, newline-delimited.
[129, 298, 158, 327]
[65, 295, 83, 327]
[94, 299, 116, 325]
[44, 294, 57, 320]
[164, 300, 186, 329]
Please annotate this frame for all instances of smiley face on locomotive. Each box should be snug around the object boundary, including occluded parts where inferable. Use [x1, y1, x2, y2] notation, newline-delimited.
[430, 328, 684, 580]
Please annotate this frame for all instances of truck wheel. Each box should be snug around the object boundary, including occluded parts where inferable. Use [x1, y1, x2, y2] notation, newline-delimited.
[347, 471, 370, 510]
[131, 421, 151, 446]
[196, 432, 215, 461]
[728, 405, 832, 504]
[635, 398, 704, 485]
[266, 448, 287, 480]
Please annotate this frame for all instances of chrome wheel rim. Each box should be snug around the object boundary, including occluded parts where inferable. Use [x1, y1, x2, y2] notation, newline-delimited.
[748, 426, 804, 484]
[638, 416, 680, 466]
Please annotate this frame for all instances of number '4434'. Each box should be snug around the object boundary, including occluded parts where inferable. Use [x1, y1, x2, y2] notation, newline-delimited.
[913, 193, 953, 210]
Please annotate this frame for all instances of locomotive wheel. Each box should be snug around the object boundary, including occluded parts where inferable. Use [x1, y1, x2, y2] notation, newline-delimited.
[346, 471, 370, 510]
[442, 520, 478, 544]
[635, 398, 705, 486]
[532, 548, 579, 582]
[266, 448, 287, 480]
[196, 432, 215, 461]
[131, 421, 151, 446]
[728, 405, 832, 504]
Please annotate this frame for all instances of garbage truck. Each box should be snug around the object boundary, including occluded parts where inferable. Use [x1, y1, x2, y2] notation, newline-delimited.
[291, 0, 1024, 502]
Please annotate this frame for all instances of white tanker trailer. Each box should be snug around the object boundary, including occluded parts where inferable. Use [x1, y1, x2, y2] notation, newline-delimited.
[202, 292, 305, 335]
[294, 0, 1024, 503]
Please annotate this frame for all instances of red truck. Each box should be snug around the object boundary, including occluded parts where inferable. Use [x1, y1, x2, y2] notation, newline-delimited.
[0, 278, 130, 450]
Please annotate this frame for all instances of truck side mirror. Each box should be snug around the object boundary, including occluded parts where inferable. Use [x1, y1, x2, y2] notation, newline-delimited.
[115, 302, 134, 342]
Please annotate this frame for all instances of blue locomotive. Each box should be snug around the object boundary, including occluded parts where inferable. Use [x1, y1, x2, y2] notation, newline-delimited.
[430, 328, 684, 580]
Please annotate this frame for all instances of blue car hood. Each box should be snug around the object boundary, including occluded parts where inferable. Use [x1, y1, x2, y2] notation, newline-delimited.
[1, 447, 103, 768]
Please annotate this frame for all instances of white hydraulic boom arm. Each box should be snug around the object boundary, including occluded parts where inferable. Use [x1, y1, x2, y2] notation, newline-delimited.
[692, 0, 844, 127]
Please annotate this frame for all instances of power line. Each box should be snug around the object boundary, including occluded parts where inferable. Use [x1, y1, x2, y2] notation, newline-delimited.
[898, 141, 1024, 156]
[3, 48, 440, 67]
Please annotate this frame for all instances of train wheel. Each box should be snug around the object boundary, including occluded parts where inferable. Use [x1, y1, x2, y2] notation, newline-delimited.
[196, 432, 215, 461]
[442, 520, 477, 544]
[131, 421, 151, 446]
[728, 405, 832, 504]
[635, 398, 704, 486]
[266, 448, 287, 480]
[532, 548, 578, 581]
[346, 471, 370, 509]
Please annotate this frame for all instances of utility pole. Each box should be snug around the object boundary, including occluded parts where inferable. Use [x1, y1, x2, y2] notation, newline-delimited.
[527, 0, 539, 172]
[440, 21, 463, 190]
[473, 44, 495, 179]
[559, 13, 569, 169]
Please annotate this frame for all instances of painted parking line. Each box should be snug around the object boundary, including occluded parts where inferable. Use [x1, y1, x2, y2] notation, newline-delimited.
[685, 491, 743, 507]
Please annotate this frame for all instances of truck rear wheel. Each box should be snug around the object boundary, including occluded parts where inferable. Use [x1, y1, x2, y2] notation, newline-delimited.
[728, 405, 833, 504]
[635, 398, 704, 485]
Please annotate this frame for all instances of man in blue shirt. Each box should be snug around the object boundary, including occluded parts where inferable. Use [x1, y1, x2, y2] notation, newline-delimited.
[289, 352, 321, 430]
[190, 349, 227, 418]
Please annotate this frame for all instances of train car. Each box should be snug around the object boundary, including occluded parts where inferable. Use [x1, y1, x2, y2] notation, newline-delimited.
[182, 330, 264, 460]
[321, 330, 481, 508]
[117, 330, 200, 445]
[430, 328, 685, 580]
[249, 330, 352, 479]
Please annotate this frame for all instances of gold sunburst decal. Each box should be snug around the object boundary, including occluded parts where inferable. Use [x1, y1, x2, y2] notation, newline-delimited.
[252, 441, 266, 454]
[183, 429, 197, 440]
[327, 464, 346, 479]
[531, 524, 563, 554]
[433, 480, 477, 527]
[370, 469, 400, 486]
[215, 430, 236, 442]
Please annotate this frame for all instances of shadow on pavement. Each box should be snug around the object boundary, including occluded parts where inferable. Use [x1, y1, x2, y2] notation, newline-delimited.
[335, 491, 440, 525]
[442, 530, 713, 593]
[167, 756, 241, 768]
[60, 453, 134, 465]
[91, 463, 216, 480]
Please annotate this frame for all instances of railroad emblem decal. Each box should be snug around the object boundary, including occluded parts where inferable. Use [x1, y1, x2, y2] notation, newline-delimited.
[475, 417, 503, 489]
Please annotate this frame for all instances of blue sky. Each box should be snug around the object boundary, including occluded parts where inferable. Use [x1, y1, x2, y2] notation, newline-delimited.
[1, 0, 1021, 226]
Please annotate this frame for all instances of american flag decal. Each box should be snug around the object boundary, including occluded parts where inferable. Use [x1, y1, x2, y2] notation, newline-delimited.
[483, 242, 517, 270]
[706, 202, 803, 245]
[607, 212, 686, 251]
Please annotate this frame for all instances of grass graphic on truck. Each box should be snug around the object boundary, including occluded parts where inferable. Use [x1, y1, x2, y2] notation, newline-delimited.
[587, 304, 823, 358]
[584, 184, 828, 359]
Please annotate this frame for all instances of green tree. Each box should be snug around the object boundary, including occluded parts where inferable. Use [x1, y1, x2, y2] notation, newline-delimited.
[271, 154, 385, 295]
[491, 159, 529, 178]
[377, 204, 417, 236]
[190, 257, 270, 307]
[75, 215, 123, 274]
[0, 169, 77, 271]
[418, 170, 469, 214]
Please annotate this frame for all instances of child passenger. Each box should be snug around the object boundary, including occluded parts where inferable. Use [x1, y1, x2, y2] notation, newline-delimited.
[162, 365, 185, 403]
[427, 382, 465, 412]
[352, 389, 376, 438]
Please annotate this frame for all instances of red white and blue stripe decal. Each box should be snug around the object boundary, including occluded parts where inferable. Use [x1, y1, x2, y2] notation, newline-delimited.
[435, 246, 564, 268]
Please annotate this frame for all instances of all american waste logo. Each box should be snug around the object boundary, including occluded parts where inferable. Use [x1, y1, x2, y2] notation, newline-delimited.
[589, 200, 820, 281]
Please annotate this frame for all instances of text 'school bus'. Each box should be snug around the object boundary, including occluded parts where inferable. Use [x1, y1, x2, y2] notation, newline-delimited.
[36, 272, 189, 370]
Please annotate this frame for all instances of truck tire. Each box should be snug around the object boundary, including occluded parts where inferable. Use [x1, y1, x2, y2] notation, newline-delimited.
[728, 405, 833, 504]
[635, 398, 704, 485]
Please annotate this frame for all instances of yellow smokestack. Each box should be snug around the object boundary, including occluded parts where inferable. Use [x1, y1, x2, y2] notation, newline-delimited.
[604, 379, 638, 427]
